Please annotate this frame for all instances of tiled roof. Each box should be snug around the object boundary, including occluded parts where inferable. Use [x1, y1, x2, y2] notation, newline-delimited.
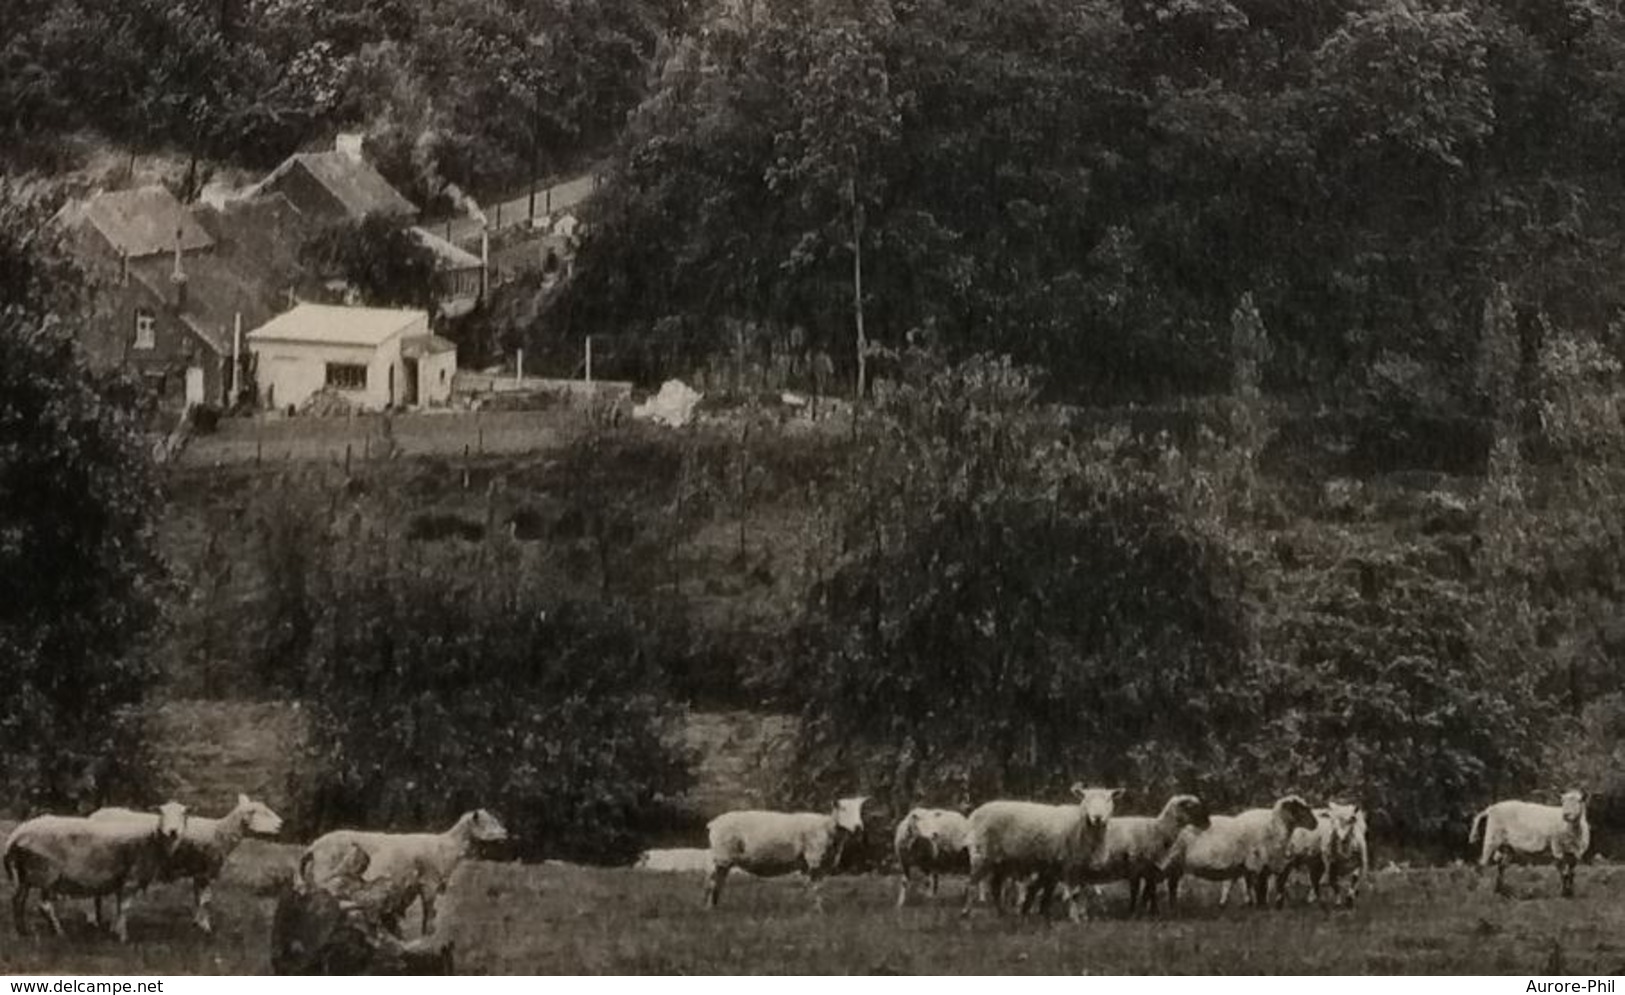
[61, 186, 214, 258]
[253, 151, 417, 220]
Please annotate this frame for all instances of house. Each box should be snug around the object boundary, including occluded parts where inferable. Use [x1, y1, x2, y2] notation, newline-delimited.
[56, 185, 306, 410]
[409, 226, 485, 317]
[246, 303, 456, 412]
[247, 136, 418, 223]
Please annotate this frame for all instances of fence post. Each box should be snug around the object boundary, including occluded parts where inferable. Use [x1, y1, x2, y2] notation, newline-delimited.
[585, 336, 593, 384]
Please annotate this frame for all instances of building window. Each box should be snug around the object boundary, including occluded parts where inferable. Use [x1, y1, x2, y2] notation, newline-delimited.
[325, 363, 368, 390]
[133, 309, 156, 350]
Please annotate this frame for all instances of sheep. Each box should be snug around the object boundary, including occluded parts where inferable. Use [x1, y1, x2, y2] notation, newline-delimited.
[300, 809, 509, 936]
[3, 802, 188, 941]
[89, 792, 284, 934]
[893, 807, 970, 907]
[704, 796, 869, 911]
[1282, 802, 1369, 907]
[1019, 793, 1210, 918]
[1160, 794, 1318, 909]
[1470, 790, 1590, 898]
[959, 784, 1124, 922]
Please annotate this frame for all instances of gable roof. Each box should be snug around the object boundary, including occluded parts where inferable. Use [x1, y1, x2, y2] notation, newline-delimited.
[59, 186, 214, 258]
[252, 151, 418, 221]
[128, 252, 281, 356]
[246, 303, 426, 348]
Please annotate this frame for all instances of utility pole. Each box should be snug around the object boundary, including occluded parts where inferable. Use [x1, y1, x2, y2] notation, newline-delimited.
[849, 175, 866, 401]
[528, 83, 541, 225]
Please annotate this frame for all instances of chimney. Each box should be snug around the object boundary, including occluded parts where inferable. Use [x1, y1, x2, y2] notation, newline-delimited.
[335, 132, 365, 162]
[170, 227, 188, 312]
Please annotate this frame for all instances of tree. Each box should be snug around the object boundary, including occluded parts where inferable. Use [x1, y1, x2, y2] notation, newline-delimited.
[0, 183, 164, 810]
[300, 215, 438, 310]
[782, 347, 1258, 805]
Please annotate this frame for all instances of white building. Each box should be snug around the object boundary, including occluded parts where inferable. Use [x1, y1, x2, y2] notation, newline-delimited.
[247, 303, 457, 412]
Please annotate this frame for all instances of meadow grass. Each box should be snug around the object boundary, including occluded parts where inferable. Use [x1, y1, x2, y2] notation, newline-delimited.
[2, 838, 1622, 975]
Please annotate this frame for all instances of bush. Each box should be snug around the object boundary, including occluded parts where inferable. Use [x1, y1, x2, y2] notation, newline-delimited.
[293, 555, 693, 864]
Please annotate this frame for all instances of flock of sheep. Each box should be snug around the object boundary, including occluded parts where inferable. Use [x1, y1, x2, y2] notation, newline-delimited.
[0, 796, 505, 961]
[0, 783, 1593, 960]
[700, 787, 1595, 919]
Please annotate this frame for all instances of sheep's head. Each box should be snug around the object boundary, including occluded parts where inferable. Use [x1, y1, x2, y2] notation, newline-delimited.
[1325, 803, 1362, 844]
[1164, 794, 1209, 831]
[154, 801, 189, 855]
[466, 809, 510, 843]
[1070, 785, 1125, 831]
[238, 793, 285, 836]
[1561, 790, 1589, 824]
[832, 796, 869, 835]
[1275, 795, 1318, 833]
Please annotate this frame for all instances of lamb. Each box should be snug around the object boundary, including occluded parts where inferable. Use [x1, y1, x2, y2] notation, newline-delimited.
[1469, 790, 1590, 898]
[1160, 794, 1318, 909]
[300, 809, 509, 936]
[1283, 802, 1369, 907]
[893, 807, 970, 907]
[959, 784, 1124, 922]
[89, 793, 284, 934]
[3, 802, 188, 941]
[704, 796, 869, 911]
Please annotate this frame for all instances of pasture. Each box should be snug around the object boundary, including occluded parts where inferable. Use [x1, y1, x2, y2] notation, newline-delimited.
[2, 835, 1623, 975]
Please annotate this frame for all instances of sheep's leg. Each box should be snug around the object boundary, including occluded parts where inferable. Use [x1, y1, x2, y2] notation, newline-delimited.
[704, 863, 728, 909]
[895, 865, 912, 909]
[1307, 861, 1323, 904]
[1217, 878, 1232, 907]
[1140, 874, 1161, 915]
[1559, 853, 1577, 899]
[1272, 870, 1290, 908]
[193, 878, 214, 935]
[1064, 884, 1090, 924]
[1165, 872, 1181, 913]
[420, 887, 439, 936]
[38, 895, 64, 938]
[929, 872, 939, 898]
[1492, 847, 1509, 896]
[803, 868, 826, 914]
[12, 882, 30, 937]
[111, 889, 129, 943]
[1126, 875, 1142, 914]
[94, 896, 105, 928]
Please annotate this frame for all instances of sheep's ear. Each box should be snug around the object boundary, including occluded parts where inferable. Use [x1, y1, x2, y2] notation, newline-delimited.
[1110, 788, 1126, 803]
[239, 793, 250, 806]
[1070, 783, 1086, 800]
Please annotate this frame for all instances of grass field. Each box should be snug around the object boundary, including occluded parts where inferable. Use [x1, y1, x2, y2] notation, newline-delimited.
[179, 410, 573, 465]
[2, 835, 1623, 975]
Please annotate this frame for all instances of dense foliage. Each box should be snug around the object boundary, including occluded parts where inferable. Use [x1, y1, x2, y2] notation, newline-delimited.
[561, 0, 1625, 409]
[778, 347, 1552, 838]
[300, 215, 439, 309]
[249, 475, 694, 863]
[0, 0, 693, 196]
[0, 185, 164, 811]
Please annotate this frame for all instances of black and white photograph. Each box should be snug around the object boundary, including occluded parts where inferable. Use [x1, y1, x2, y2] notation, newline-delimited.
[0, 0, 1621, 977]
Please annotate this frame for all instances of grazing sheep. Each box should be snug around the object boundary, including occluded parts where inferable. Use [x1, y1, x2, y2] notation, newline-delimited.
[300, 809, 509, 936]
[893, 808, 971, 907]
[1282, 803, 1369, 907]
[704, 797, 869, 911]
[959, 785, 1124, 922]
[1469, 790, 1590, 898]
[1161, 795, 1318, 909]
[3, 802, 189, 941]
[90, 793, 284, 934]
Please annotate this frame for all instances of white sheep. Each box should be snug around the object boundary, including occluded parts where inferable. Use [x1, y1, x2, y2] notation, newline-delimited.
[704, 796, 869, 911]
[300, 809, 509, 936]
[3, 802, 189, 942]
[89, 793, 284, 934]
[893, 807, 970, 907]
[1470, 790, 1590, 897]
[1070, 793, 1211, 915]
[1283, 802, 1369, 907]
[959, 784, 1124, 922]
[1160, 794, 1318, 909]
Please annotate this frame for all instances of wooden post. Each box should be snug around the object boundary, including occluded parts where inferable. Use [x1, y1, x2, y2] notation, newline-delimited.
[516, 349, 524, 387]
[585, 336, 593, 384]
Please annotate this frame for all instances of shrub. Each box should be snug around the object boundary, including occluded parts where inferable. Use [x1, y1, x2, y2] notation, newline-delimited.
[293, 553, 693, 864]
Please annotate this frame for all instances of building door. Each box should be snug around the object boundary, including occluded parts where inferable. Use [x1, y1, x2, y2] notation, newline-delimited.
[185, 366, 205, 409]
[402, 359, 420, 407]
[387, 364, 395, 407]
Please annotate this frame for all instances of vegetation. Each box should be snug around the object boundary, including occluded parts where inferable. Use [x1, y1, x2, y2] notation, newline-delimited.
[562, 0, 1625, 412]
[0, 0, 693, 197]
[299, 215, 438, 309]
[0, 184, 164, 812]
